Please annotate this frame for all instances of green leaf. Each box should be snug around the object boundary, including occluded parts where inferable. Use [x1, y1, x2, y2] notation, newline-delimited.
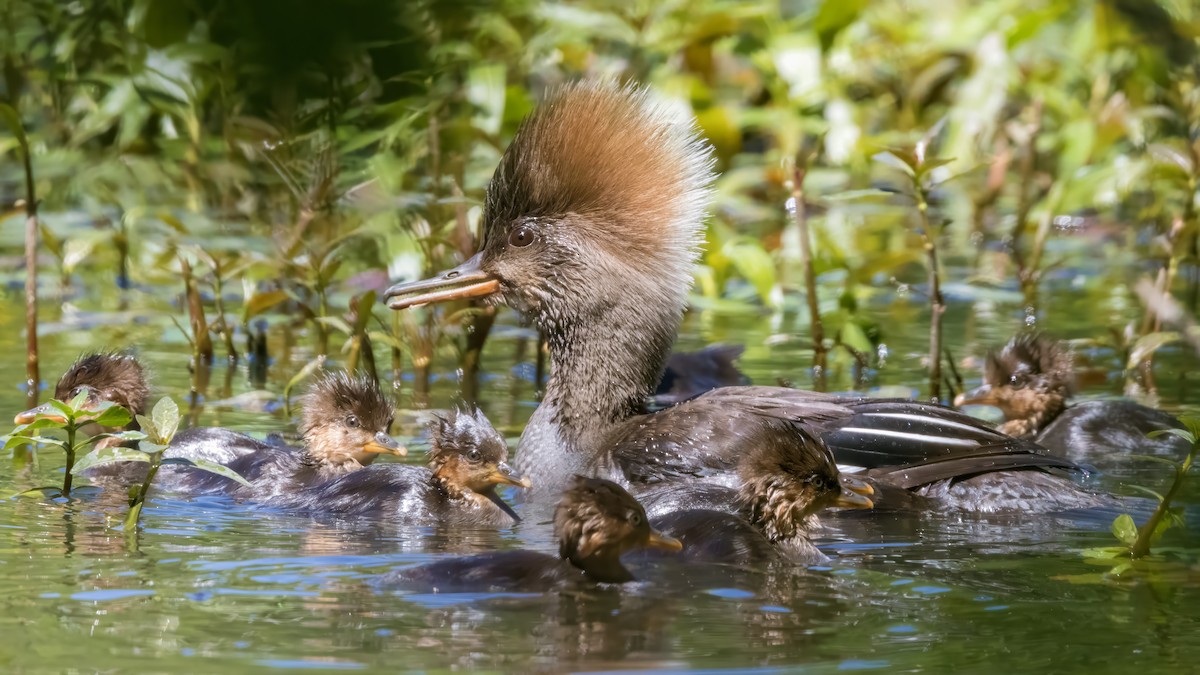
[90, 403, 133, 428]
[840, 320, 874, 354]
[0, 102, 28, 153]
[135, 414, 158, 441]
[813, 0, 867, 52]
[315, 316, 354, 335]
[138, 441, 169, 455]
[124, 502, 144, 531]
[243, 289, 290, 321]
[1146, 428, 1195, 445]
[49, 398, 76, 419]
[1111, 513, 1138, 547]
[68, 389, 89, 412]
[1127, 332, 1180, 370]
[2, 435, 65, 452]
[161, 457, 252, 487]
[284, 355, 326, 415]
[723, 239, 778, 308]
[150, 397, 180, 444]
[71, 447, 152, 474]
[97, 430, 149, 442]
[874, 150, 917, 177]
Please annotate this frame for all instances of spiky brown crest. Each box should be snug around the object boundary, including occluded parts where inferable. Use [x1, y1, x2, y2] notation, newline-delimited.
[55, 352, 149, 416]
[427, 408, 509, 471]
[737, 430, 843, 543]
[978, 333, 1075, 436]
[427, 408, 513, 498]
[984, 333, 1075, 396]
[554, 476, 649, 571]
[300, 371, 394, 438]
[482, 81, 714, 311]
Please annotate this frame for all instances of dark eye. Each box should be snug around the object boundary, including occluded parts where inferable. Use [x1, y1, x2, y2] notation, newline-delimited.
[345, 415, 360, 428]
[466, 449, 482, 462]
[627, 511, 644, 527]
[508, 226, 534, 248]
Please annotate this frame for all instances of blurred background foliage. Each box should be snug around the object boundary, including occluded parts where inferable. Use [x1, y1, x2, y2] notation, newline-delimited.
[1, 0, 1199, 405]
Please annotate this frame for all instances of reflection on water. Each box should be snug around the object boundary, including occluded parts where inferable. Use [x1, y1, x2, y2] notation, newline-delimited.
[0, 247, 1199, 671]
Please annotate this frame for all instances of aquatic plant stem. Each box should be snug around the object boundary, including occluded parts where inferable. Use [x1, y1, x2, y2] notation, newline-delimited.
[21, 134, 38, 410]
[790, 158, 826, 391]
[62, 424, 75, 497]
[915, 187, 945, 402]
[1010, 99, 1043, 306]
[124, 455, 162, 531]
[1131, 445, 1195, 559]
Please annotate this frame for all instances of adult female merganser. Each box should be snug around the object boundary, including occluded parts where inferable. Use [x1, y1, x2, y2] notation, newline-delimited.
[384, 82, 1096, 513]
[955, 334, 1189, 463]
[380, 476, 681, 591]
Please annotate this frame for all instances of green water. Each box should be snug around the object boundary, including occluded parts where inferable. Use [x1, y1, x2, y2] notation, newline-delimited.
[0, 228, 1199, 672]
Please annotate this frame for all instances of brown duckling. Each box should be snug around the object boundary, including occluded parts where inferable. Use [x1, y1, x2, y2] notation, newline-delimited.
[17, 352, 273, 466]
[956, 334, 1189, 463]
[152, 372, 406, 497]
[384, 82, 1091, 514]
[273, 408, 530, 526]
[381, 476, 681, 591]
[15, 352, 149, 446]
[637, 428, 873, 564]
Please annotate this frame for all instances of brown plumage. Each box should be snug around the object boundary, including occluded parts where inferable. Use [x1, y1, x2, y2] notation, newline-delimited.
[380, 476, 681, 591]
[638, 429, 873, 563]
[151, 372, 405, 497]
[385, 82, 1093, 514]
[962, 333, 1074, 438]
[54, 352, 150, 417]
[297, 371, 400, 471]
[14, 352, 149, 429]
[958, 334, 1188, 463]
[267, 408, 528, 525]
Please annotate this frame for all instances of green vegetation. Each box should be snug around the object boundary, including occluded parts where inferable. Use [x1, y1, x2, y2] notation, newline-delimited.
[1, 0, 1199, 557]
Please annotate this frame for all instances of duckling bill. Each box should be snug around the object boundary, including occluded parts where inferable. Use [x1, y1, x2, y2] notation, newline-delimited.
[380, 476, 680, 592]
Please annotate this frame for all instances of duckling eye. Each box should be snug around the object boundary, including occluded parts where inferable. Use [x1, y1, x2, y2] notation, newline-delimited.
[466, 449, 482, 462]
[508, 225, 534, 248]
[627, 511, 644, 527]
[345, 415, 360, 428]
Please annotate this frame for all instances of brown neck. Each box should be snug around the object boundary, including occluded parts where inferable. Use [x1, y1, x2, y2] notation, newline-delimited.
[999, 392, 1067, 438]
[569, 550, 635, 584]
[517, 289, 681, 491]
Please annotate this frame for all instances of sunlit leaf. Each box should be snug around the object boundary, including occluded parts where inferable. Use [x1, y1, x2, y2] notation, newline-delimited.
[243, 290, 290, 321]
[71, 446, 152, 474]
[2, 435, 65, 452]
[161, 457, 252, 487]
[0, 102, 28, 153]
[150, 397, 180, 444]
[284, 355, 326, 416]
[91, 403, 133, 428]
[1111, 513, 1138, 547]
[1127, 331, 1180, 370]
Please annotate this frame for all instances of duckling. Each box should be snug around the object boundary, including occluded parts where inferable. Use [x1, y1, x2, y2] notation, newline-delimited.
[16, 352, 269, 466]
[380, 476, 682, 591]
[14, 352, 149, 447]
[956, 334, 1189, 463]
[274, 408, 530, 526]
[152, 372, 405, 497]
[637, 428, 873, 564]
